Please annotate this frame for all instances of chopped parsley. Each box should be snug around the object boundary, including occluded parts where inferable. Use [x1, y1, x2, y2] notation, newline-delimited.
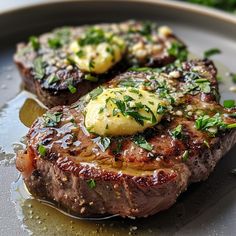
[128, 67, 151, 72]
[223, 100, 235, 108]
[84, 74, 98, 82]
[76, 50, 85, 58]
[182, 150, 189, 161]
[195, 79, 211, 93]
[139, 21, 152, 36]
[204, 48, 221, 58]
[110, 98, 153, 126]
[47, 74, 60, 85]
[33, 57, 45, 80]
[89, 87, 103, 100]
[93, 136, 111, 152]
[38, 144, 47, 156]
[87, 179, 96, 189]
[78, 27, 108, 46]
[156, 104, 167, 114]
[54, 27, 71, 45]
[230, 73, 236, 84]
[167, 41, 188, 61]
[48, 37, 62, 49]
[68, 84, 77, 94]
[132, 134, 153, 151]
[89, 59, 95, 71]
[43, 111, 62, 127]
[29, 36, 40, 50]
[195, 113, 226, 135]
[227, 123, 236, 129]
[170, 124, 183, 139]
[183, 72, 211, 94]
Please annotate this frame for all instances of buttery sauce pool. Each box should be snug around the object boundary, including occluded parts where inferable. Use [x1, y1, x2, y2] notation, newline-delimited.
[0, 59, 234, 235]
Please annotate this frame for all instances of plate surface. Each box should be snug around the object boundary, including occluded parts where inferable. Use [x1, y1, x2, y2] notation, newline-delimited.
[0, 1, 236, 235]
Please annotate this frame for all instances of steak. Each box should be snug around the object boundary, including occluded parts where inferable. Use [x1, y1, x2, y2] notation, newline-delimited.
[14, 20, 186, 107]
[16, 60, 236, 218]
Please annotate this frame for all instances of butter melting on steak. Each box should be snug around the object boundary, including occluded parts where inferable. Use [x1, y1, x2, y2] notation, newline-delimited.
[16, 60, 236, 217]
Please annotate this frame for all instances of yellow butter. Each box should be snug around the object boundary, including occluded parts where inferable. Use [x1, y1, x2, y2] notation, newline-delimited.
[85, 87, 168, 136]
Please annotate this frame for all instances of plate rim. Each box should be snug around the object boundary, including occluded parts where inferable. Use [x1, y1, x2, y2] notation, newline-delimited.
[0, 0, 236, 25]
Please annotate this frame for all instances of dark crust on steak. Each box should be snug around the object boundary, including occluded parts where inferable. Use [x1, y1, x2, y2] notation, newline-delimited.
[16, 60, 236, 218]
[14, 20, 186, 107]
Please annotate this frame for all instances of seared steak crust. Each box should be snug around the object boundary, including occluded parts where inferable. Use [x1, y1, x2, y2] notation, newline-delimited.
[14, 20, 186, 107]
[16, 60, 236, 217]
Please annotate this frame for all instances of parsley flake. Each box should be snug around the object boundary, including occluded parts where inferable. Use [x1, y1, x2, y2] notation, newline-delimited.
[204, 48, 221, 58]
[87, 179, 96, 189]
[33, 57, 45, 80]
[47, 74, 60, 85]
[38, 144, 47, 156]
[223, 100, 235, 108]
[170, 125, 183, 139]
[93, 136, 111, 152]
[43, 111, 62, 127]
[29, 36, 40, 51]
[48, 37, 62, 49]
[182, 150, 189, 161]
[132, 134, 153, 151]
[167, 41, 188, 61]
[68, 84, 77, 94]
[89, 87, 103, 100]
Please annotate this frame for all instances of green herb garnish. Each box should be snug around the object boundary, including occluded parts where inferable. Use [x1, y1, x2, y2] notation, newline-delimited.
[128, 67, 151, 72]
[89, 59, 95, 70]
[48, 37, 62, 49]
[139, 21, 152, 36]
[89, 87, 103, 100]
[230, 73, 236, 84]
[76, 50, 85, 58]
[195, 113, 226, 135]
[78, 28, 107, 46]
[182, 150, 189, 161]
[156, 104, 167, 114]
[87, 179, 96, 189]
[54, 27, 71, 45]
[171, 125, 183, 139]
[67, 84, 76, 94]
[84, 74, 98, 82]
[43, 111, 62, 127]
[29, 36, 40, 50]
[38, 144, 47, 156]
[132, 134, 153, 151]
[167, 41, 188, 61]
[223, 100, 235, 108]
[33, 57, 45, 80]
[227, 123, 236, 129]
[204, 48, 221, 58]
[94, 136, 111, 152]
[47, 74, 60, 85]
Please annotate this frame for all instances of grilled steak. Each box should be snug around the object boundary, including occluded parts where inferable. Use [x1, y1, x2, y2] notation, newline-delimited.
[14, 20, 186, 107]
[16, 59, 236, 218]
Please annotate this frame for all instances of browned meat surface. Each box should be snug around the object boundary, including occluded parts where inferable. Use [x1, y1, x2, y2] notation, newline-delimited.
[16, 60, 236, 218]
[14, 20, 186, 107]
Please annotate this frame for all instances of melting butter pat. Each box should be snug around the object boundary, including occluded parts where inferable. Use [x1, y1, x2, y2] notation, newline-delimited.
[69, 28, 126, 74]
[85, 87, 168, 136]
